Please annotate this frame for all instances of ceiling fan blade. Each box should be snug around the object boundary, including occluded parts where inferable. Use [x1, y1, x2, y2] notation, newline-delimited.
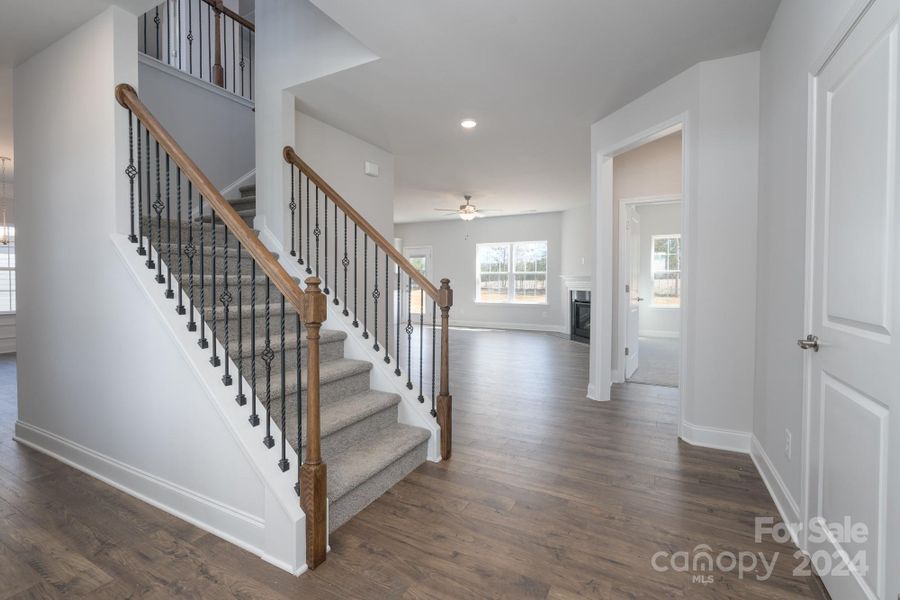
[433, 208, 460, 212]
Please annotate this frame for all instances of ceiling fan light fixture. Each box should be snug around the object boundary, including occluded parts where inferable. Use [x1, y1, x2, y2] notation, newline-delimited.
[460, 119, 477, 129]
[459, 212, 477, 221]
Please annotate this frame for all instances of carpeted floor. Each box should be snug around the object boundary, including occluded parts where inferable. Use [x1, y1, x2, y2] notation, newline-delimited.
[627, 336, 679, 387]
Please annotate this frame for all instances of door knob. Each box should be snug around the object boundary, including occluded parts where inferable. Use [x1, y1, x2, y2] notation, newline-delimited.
[635, 297, 645, 302]
[797, 334, 819, 352]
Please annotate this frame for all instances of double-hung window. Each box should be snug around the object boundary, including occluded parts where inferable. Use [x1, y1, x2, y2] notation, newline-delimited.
[476, 241, 547, 304]
[651, 234, 680, 307]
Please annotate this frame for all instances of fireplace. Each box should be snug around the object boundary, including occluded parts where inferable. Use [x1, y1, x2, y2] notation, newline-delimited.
[570, 290, 590, 343]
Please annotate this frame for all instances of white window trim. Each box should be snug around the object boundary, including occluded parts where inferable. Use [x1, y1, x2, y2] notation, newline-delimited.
[475, 240, 549, 305]
[650, 233, 681, 308]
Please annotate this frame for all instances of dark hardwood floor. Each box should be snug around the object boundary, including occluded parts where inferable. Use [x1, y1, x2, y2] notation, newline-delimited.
[0, 331, 825, 599]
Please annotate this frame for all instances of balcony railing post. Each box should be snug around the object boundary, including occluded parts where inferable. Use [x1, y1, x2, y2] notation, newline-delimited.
[437, 278, 453, 460]
[300, 276, 327, 569]
[212, 1, 224, 87]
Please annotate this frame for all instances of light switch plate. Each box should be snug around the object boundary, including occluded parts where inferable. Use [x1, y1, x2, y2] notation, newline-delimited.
[365, 161, 379, 177]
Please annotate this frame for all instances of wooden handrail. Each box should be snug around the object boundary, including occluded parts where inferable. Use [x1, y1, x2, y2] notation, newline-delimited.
[116, 84, 304, 314]
[283, 146, 444, 305]
[200, 0, 255, 31]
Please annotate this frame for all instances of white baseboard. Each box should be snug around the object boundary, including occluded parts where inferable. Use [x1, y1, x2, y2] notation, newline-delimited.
[610, 369, 624, 384]
[14, 420, 267, 555]
[449, 319, 568, 334]
[750, 435, 801, 547]
[639, 330, 680, 339]
[680, 420, 751, 453]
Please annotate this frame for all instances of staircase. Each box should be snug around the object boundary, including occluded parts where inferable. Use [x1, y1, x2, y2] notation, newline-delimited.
[117, 83, 453, 572]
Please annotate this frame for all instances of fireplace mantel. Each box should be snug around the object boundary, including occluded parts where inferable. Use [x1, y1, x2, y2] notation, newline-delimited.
[560, 275, 592, 292]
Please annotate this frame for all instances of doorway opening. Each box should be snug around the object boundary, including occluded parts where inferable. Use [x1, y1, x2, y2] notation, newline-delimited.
[610, 129, 684, 390]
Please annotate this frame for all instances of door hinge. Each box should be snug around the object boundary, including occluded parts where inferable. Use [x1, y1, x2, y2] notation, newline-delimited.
[625, 284, 630, 293]
[625, 347, 630, 356]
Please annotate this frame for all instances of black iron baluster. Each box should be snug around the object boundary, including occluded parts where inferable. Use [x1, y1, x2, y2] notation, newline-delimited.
[143, 12, 147, 55]
[332, 201, 338, 302]
[145, 129, 154, 268]
[221, 226, 232, 384]
[154, 142, 164, 283]
[166, 0, 171, 65]
[136, 120, 146, 255]
[176, 166, 185, 314]
[384, 253, 390, 363]
[207, 3, 211, 79]
[155, 6, 161, 61]
[394, 267, 401, 376]
[235, 241, 245, 405]
[372, 245, 380, 351]
[323, 196, 329, 295]
[165, 154, 174, 298]
[362, 234, 369, 338]
[298, 171, 304, 266]
[187, 0, 193, 75]
[249, 30, 253, 100]
[405, 276, 413, 386]
[262, 277, 274, 448]
[249, 260, 259, 426]
[239, 26, 245, 98]
[177, 0, 182, 70]
[198, 194, 208, 347]
[352, 224, 359, 327]
[305, 177, 311, 273]
[342, 213, 349, 315]
[294, 312, 302, 496]
[126, 110, 138, 244]
[278, 295, 288, 471]
[314, 186, 320, 276]
[289, 164, 296, 257]
[210, 209, 220, 366]
[198, 0, 204, 79]
[185, 181, 197, 331]
[431, 300, 437, 417]
[418, 289, 425, 403]
[231, 18, 236, 95]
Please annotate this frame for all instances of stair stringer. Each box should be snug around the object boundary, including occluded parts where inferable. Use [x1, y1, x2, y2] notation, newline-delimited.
[110, 234, 309, 575]
[258, 227, 442, 462]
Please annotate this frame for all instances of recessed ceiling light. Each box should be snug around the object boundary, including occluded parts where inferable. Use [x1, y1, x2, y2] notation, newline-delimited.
[460, 119, 477, 129]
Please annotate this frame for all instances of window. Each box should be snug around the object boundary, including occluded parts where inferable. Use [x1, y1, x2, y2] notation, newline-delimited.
[476, 241, 547, 304]
[403, 246, 432, 314]
[651, 234, 680, 307]
[0, 226, 14, 313]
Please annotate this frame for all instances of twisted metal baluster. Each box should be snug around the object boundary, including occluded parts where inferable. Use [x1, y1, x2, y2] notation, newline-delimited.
[126, 110, 138, 244]
[278, 295, 289, 471]
[298, 171, 304, 266]
[323, 196, 330, 295]
[249, 261, 259, 426]
[352, 224, 359, 327]
[384, 253, 390, 364]
[185, 181, 197, 331]
[332, 201, 338, 302]
[209, 210, 220, 366]
[431, 300, 437, 417]
[145, 128, 154, 268]
[394, 268, 402, 377]
[197, 194, 208, 348]
[220, 227, 232, 384]
[294, 313, 302, 496]
[164, 154, 174, 297]
[136, 120, 146, 255]
[154, 6, 160, 60]
[239, 26, 245, 98]
[342, 213, 349, 315]
[289, 164, 296, 257]
[372, 245, 380, 351]
[362, 235, 369, 339]
[235, 241, 246, 405]
[154, 142, 164, 283]
[405, 276, 413, 388]
[262, 277, 274, 448]
[305, 176, 311, 274]
[175, 167, 185, 314]
[187, 0, 193, 75]
[418, 289, 425, 403]
[314, 186, 320, 277]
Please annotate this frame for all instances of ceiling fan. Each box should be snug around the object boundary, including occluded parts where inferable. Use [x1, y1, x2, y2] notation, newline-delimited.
[434, 195, 502, 221]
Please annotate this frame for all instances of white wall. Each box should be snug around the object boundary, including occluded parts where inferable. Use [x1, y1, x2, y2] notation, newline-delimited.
[591, 52, 759, 451]
[138, 56, 255, 190]
[0, 67, 15, 353]
[395, 212, 566, 332]
[753, 0, 859, 521]
[13, 7, 304, 573]
[560, 204, 592, 279]
[635, 202, 681, 337]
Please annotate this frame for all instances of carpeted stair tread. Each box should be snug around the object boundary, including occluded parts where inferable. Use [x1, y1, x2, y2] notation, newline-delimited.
[327, 423, 431, 504]
[315, 390, 400, 445]
[198, 207, 256, 223]
[239, 184, 256, 197]
[271, 358, 372, 397]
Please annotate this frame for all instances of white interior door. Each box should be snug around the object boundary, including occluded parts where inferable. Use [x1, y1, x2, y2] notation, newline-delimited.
[806, 2, 900, 598]
[624, 206, 641, 378]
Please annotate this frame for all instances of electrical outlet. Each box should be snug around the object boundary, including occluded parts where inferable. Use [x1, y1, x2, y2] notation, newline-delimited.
[785, 429, 792, 460]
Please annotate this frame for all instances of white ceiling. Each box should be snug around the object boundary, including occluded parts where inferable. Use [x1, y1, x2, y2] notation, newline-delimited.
[298, 0, 780, 223]
[0, 0, 159, 68]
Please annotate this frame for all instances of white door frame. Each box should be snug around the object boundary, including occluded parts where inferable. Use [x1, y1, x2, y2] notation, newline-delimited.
[614, 195, 682, 384]
[800, 0, 886, 563]
[402, 245, 433, 281]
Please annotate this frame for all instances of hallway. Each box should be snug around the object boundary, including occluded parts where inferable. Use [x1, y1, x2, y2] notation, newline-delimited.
[0, 331, 825, 598]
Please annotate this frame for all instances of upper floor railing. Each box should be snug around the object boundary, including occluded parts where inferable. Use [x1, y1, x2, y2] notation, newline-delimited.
[139, 0, 254, 101]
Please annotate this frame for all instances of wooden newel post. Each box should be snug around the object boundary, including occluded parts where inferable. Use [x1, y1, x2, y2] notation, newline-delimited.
[212, 1, 224, 87]
[301, 277, 327, 569]
[437, 278, 453, 460]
